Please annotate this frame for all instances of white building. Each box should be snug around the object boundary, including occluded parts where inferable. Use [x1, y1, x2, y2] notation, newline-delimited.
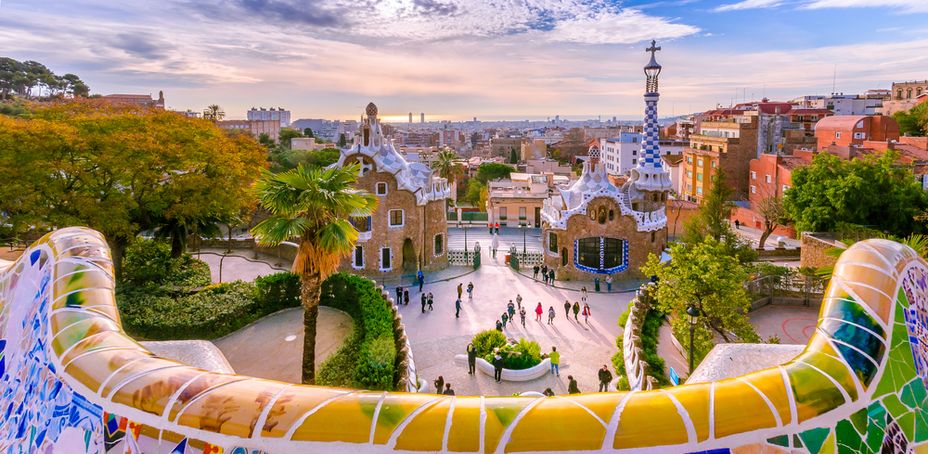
[599, 133, 683, 178]
[247, 107, 291, 128]
[790, 94, 882, 116]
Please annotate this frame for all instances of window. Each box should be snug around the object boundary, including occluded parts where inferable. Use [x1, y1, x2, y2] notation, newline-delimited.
[835, 132, 842, 139]
[711, 161, 718, 168]
[898, 90, 904, 100]
[696, 172, 703, 182]
[632, 150, 637, 156]
[376, 182, 388, 195]
[696, 186, 703, 195]
[697, 158, 704, 167]
[353, 246, 364, 269]
[608, 209, 615, 221]
[389, 209, 404, 227]
[632, 137, 638, 143]
[632, 158, 637, 165]
[751, 171, 757, 180]
[686, 170, 693, 178]
[853, 132, 866, 140]
[751, 185, 757, 194]
[434, 234, 444, 255]
[519, 207, 526, 220]
[380, 248, 392, 270]
[548, 232, 558, 253]
[651, 231, 656, 243]
[575, 237, 627, 273]
[782, 184, 790, 192]
[686, 156, 693, 164]
[918, 88, 924, 97]
[351, 216, 372, 233]
[765, 174, 771, 183]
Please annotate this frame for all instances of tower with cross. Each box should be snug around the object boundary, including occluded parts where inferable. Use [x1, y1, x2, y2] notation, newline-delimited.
[624, 39, 673, 213]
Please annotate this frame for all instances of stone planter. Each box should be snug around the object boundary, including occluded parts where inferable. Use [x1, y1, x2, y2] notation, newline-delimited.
[454, 354, 551, 382]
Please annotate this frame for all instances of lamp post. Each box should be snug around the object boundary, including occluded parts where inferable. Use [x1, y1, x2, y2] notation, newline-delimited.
[520, 223, 527, 255]
[686, 304, 700, 374]
[458, 221, 468, 260]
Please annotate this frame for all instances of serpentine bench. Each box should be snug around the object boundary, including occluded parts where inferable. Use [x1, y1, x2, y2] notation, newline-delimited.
[1, 227, 926, 453]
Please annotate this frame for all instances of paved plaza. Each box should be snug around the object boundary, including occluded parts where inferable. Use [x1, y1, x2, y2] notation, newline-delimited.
[447, 226, 543, 253]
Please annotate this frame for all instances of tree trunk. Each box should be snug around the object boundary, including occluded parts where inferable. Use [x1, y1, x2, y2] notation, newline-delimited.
[300, 272, 323, 384]
[170, 229, 186, 258]
[758, 225, 774, 250]
[109, 238, 127, 281]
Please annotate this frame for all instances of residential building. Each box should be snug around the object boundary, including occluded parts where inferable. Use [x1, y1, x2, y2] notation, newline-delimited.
[814, 115, 899, 150]
[681, 115, 758, 202]
[335, 102, 451, 276]
[541, 41, 670, 280]
[520, 139, 547, 160]
[100, 91, 165, 109]
[216, 119, 281, 142]
[487, 173, 563, 228]
[490, 137, 524, 159]
[734, 151, 815, 238]
[524, 158, 573, 177]
[291, 137, 335, 151]
[247, 107, 291, 128]
[599, 132, 642, 177]
[792, 94, 884, 116]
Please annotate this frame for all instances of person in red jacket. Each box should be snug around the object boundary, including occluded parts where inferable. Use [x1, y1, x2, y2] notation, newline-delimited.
[535, 302, 543, 322]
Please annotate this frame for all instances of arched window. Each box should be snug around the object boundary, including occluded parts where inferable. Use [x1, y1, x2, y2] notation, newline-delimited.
[434, 234, 444, 255]
[908, 88, 913, 99]
[898, 89, 904, 100]
[918, 88, 924, 97]
[608, 209, 615, 221]
[597, 208, 607, 224]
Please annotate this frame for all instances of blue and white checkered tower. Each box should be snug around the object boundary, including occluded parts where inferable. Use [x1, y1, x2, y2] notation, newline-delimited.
[625, 40, 672, 213]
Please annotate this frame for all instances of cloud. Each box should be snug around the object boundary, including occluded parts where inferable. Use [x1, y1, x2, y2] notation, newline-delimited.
[547, 9, 699, 44]
[801, 0, 928, 12]
[111, 32, 171, 60]
[714, 0, 784, 12]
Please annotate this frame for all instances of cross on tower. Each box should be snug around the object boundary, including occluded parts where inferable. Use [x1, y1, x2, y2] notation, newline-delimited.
[646, 40, 661, 57]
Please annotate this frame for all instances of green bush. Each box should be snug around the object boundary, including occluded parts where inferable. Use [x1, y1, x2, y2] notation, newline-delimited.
[611, 307, 669, 388]
[472, 329, 507, 357]
[121, 239, 210, 289]
[255, 272, 301, 312]
[317, 273, 398, 391]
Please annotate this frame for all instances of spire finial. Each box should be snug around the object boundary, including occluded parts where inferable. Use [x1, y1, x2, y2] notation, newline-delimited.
[646, 40, 661, 58]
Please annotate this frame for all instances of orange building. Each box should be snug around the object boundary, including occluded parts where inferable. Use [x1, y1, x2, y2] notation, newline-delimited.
[680, 116, 758, 202]
[814, 115, 899, 149]
[732, 151, 815, 238]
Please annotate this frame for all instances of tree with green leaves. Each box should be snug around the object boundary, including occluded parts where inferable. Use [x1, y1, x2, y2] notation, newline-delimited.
[475, 162, 514, 184]
[278, 127, 303, 149]
[509, 148, 519, 164]
[892, 102, 928, 136]
[756, 195, 788, 249]
[251, 163, 377, 384]
[783, 151, 928, 236]
[682, 168, 756, 263]
[303, 127, 314, 138]
[432, 149, 463, 201]
[641, 238, 760, 369]
[337, 133, 348, 148]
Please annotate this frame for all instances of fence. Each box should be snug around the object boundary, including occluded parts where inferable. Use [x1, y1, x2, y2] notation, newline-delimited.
[746, 272, 824, 308]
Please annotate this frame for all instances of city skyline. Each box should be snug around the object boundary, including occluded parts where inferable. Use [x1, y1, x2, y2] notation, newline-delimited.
[2, 0, 927, 120]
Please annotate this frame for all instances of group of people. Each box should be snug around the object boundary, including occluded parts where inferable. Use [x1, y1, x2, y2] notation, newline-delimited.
[432, 375, 455, 395]
[495, 294, 528, 331]
[531, 264, 556, 285]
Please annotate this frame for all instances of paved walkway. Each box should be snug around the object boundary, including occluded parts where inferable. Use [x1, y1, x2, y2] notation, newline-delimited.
[733, 224, 801, 250]
[195, 248, 288, 283]
[396, 254, 633, 396]
[214, 307, 353, 383]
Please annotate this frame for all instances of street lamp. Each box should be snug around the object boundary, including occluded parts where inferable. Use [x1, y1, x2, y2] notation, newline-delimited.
[520, 223, 527, 255]
[458, 221, 468, 259]
[686, 304, 700, 374]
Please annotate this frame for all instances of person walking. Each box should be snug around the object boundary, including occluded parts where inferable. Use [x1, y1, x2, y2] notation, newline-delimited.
[492, 349, 504, 382]
[549, 346, 560, 376]
[489, 222, 494, 234]
[541, 265, 548, 284]
[519, 307, 526, 327]
[547, 306, 556, 325]
[466, 343, 477, 375]
[467, 282, 474, 299]
[572, 301, 580, 322]
[535, 303, 543, 322]
[563, 300, 571, 319]
[434, 375, 445, 393]
[532, 265, 539, 280]
[507, 301, 515, 324]
[548, 269, 555, 286]
[495, 222, 500, 234]
[421, 293, 427, 313]
[734, 219, 740, 230]
[403, 288, 410, 305]
[580, 286, 588, 303]
[606, 275, 613, 292]
[417, 269, 425, 292]
[455, 298, 462, 318]
[501, 312, 509, 327]
[515, 293, 523, 310]
[491, 234, 499, 258]
[496, 319, 503, 332]
[427, 293, 434, 311]
[457, 283, 463, 300]
[395, 286, 403, 305]
[582, 303, 592, 323]
[594, 276, 600, 292]
[598, 365, 613, 392]
[543, 388, 555, 397]
[568, 375, 580, 394]
[443, 383, 455, 395]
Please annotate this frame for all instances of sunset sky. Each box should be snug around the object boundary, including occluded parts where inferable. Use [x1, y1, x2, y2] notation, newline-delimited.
[2, 0, 927, 120]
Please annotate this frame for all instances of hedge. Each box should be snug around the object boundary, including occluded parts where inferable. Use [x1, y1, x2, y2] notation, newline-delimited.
[121, 239, 211, 289]
[317, 273, 397, 391]
[610, 308, 669, 390]
[471, 330, 542, 370]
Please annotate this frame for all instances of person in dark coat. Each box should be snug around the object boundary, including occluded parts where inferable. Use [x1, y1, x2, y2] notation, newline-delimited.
[443, 383, 455, 395]
[567, 375, 580, 394]
[403, 288, 410, 305]
[455, 298, 462, 318]
[563, 300, 571, 319]
[421, 293, 427, 313]
[434, 375, 444, 393]
[492, 350, 504, 382]
[466, 343, 477, 375]
[598, 365, 613, 392]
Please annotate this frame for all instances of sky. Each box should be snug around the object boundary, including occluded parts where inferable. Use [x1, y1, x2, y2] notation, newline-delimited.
[1, 0, 927, 121]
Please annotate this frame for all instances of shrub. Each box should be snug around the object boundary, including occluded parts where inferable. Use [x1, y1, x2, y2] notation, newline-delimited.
[316, 273, 398, 390]
[472, 329, 507, 357]
[255, 272, 301, 312]
[121, 239, 210, 289]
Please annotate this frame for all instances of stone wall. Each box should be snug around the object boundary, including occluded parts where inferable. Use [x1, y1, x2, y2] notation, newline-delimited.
[544, 196, 666, 281]
[800, 232, 845, 269]
[623, 284, 659, 391]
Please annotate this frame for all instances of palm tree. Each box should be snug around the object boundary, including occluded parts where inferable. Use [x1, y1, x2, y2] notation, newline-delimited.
[203, 104, 225, 121]
[432, 149, 462, 201]
[251, 163, 377, 384]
